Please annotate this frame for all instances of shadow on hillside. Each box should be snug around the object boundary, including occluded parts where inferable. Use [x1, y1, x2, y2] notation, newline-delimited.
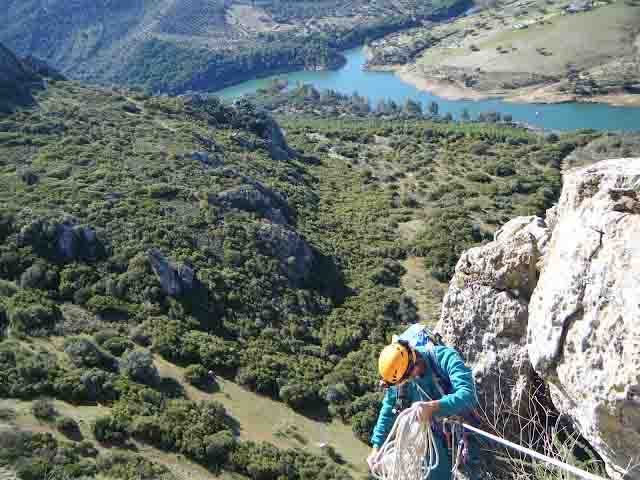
[224, 412, 241, 437]
[295, 401, 331, 423]
[309, 252, 352, 305]
[158, 377, 186, 399]
[192, 379, 221, 395]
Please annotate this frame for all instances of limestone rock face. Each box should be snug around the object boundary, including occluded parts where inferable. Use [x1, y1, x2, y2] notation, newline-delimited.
[18, 217, 101, 262]
[527, 158, 640, 479]
[210, 181, 292, 225]
[189, 151, 223, 168]
[230, 99, 296, 161]
[256, 224, 314, 287]
[148, 249, 196, 297]
[438, 216, 550, 442]
[0, 42, 27, 84]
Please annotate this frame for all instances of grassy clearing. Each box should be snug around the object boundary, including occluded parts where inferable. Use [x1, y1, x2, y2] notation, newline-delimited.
[154, 356, 371, 479]
[420, 1, 640, 76]
[400, 256, 447, 325]
[0, 397, 244, 480]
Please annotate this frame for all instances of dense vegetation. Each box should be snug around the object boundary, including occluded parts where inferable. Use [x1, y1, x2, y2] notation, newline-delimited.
[0, 0, 470, 94]
[0, 75, 619, 477]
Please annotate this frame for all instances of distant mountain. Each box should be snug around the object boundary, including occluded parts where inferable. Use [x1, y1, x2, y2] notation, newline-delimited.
[0, 0, 470, 93]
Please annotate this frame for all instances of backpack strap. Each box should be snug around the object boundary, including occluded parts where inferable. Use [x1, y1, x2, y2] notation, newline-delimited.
[425, 342, 451, 398]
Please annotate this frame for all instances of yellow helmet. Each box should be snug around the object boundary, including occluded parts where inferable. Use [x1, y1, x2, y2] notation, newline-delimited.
[378, 342, 416, 385]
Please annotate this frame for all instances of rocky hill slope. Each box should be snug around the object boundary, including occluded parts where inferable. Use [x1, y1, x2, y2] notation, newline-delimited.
[438, 158, 640, 479]
[0, 42, 41, 112]
[0, 0, 469, 93]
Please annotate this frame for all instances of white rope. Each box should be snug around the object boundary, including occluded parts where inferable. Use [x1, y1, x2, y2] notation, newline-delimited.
[368, 383, 440, 480]
[459, 422, 608, 480]
[368, 403, 439, 480]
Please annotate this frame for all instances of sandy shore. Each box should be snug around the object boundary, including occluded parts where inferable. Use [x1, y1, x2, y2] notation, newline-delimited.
[396, 68, 491, 101]
[393, 66, 640, 108]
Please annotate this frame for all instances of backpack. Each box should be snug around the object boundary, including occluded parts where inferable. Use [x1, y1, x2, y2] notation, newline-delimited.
[394, 323, 451, 398]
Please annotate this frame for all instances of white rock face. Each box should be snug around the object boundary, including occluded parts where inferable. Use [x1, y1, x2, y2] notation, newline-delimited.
[527, 158, 640, 479]
[438, 216, 550, 441]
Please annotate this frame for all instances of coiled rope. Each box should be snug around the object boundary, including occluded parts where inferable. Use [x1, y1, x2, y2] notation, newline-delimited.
[368, 402, 439, 480]
[369, 383, 440, 480]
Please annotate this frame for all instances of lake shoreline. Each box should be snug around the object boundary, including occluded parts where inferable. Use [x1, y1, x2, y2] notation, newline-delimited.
[391, 67, 640, 108]
[215, 46, 640, 132]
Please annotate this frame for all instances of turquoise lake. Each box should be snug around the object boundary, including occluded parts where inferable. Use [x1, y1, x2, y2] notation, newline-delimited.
[216, 47, 640, 132]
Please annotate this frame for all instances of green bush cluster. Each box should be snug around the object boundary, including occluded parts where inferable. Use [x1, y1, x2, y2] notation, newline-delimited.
[0, 427, 171, 480]
[0, 77, 601, 474]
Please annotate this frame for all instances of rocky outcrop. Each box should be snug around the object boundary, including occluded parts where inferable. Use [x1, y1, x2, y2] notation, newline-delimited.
[209, 181, 292, 225]
[528, 158, 640, 480]
[57, 222, 99, 261]
[148, 249, 196, 297]
[438, 216, 550, 442]
[0, 42, 41, 111]
[189, 151, 223, 168]
[230, 99, 296, 161]
[440, 158, 640, 479]
[0, 43, 28, 84]
[18, 217, 101, 262]
[255, 224, 314, 287]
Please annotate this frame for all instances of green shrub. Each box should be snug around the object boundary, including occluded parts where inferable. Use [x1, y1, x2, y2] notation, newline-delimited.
[0, 342, 60, 398]
[147, 183, 178, 198]
[136, 400, 230, 462]
[0, 279, 17, 297]
[93, 415, 129, 444]
[279, 382, 319, 410]
[6, 290, 61, 336]
[495, 163, 516, 177]
[86, 295, 135, 318]
[205, 430, 236, 469]
[56, 416, 80, 438]
[465, 172, 492, 183]
[103, 336, 135, 356]
[94, 328, 120, 345]
[19, 263, 58, 291]
[32, 399, 57, 421]
[183, 364, 211, 388]
[63, 336, 119, 371]
[97, 452, 173, 480]
[120, 349, 159, 386]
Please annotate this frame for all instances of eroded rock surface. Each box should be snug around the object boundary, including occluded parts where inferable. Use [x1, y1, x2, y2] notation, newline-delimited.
[528, 158, 640, 479]
[438, 216, 550, 442]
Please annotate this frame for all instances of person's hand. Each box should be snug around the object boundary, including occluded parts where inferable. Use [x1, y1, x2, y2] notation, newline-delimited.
[415, 400, 440, 423]
[366, 447, 380, 471]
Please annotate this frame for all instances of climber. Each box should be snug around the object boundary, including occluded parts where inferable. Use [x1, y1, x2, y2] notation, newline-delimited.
[367, 327, 479, 479]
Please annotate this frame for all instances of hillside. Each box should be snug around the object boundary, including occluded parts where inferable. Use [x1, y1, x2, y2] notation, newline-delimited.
[2, 53, 636, 477]
[0, 43, 42, 113]
[366, 0, 640, 106]
[0, 0, 469, 94]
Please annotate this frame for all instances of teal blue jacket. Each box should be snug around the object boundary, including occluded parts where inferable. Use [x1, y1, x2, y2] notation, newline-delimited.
[370, 345, 477, 449]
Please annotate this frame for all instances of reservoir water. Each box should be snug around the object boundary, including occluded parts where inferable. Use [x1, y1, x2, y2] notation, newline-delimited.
[216, 47, 640, 132]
